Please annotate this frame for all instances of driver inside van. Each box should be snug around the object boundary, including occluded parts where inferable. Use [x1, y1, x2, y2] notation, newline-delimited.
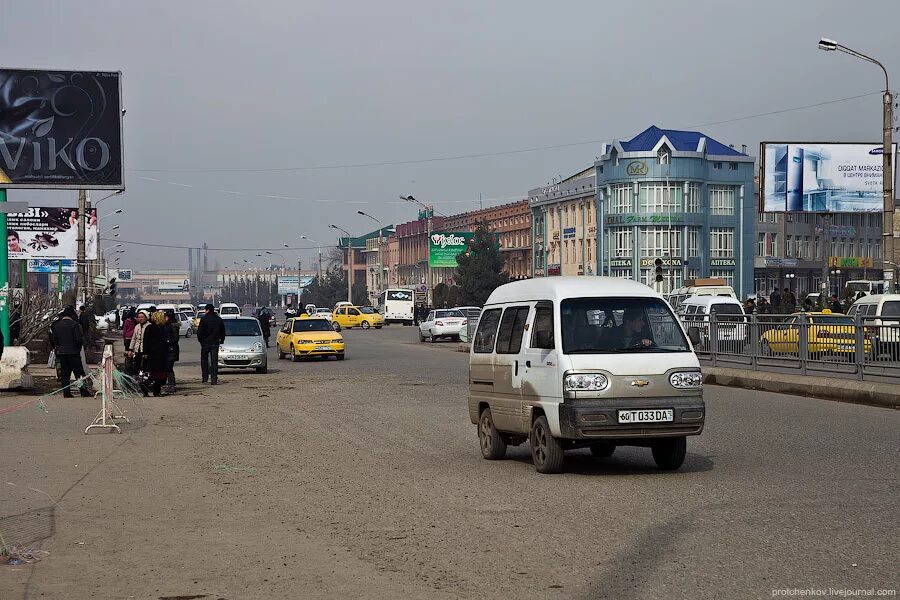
[619, 308, 654, 348]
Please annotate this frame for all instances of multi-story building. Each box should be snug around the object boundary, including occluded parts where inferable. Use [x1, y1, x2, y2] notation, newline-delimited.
[336, 226, 393, 297]
[394, 215, 445, 288]
[442, 199, 532, 280]
[362, 227, 396, 304]
[529, 167, 598, 277]
[754, 211, 882, 298]
[595, 125, 755, 298]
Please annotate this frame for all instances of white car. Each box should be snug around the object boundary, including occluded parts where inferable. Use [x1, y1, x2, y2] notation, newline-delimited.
[176, 311, 193, 337]
[418, 309, 467, 343]
[219, 302, 241, 316]
[314, 308, 334, 322]
[95, 309, 118, 331]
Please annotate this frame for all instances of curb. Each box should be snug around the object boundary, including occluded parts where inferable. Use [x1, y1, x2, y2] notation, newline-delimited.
[703, 367, 899, 409]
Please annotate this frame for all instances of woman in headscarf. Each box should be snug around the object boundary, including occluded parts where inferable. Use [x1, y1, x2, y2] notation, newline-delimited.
[121, 308, 137, 374]
[127, 310, 151, 395]
[142, 311, 169, 397]
[163, 311, 180, 394]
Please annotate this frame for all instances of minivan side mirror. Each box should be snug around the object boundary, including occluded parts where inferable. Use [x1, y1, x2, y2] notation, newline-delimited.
[687, 327, 701, 346]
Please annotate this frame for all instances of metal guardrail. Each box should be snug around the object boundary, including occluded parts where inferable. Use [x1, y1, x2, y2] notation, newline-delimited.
[689, 312, 900, 383]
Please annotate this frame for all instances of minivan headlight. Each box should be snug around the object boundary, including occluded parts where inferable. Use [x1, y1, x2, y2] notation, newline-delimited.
[251, 342, 263, 352]
[564, 373, 609, 391]
[670, 371, 702, 389]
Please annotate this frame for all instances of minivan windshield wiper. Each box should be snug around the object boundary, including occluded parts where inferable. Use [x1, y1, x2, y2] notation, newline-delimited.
[615, 346, 682, 352]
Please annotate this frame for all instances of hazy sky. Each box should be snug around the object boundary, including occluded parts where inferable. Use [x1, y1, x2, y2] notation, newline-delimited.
[2, 0, 899, 271]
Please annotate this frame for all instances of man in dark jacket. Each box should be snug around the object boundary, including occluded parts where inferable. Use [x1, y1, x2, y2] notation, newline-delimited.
[829, 294, 843, 314]
[51, 306, 91, 398]
[196, 303, 225, 385]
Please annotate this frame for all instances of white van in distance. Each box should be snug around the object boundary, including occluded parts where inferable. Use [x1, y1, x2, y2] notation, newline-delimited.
[468, 277, 705, 474]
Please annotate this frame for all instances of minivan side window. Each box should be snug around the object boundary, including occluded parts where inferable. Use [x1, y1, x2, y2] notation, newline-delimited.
[531, 304, 554, 350]
[496, 307, 530, 354]
[473, 309, 502, 353]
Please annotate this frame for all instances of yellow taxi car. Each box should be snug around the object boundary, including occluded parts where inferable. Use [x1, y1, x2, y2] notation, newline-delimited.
[760, 310, 870, 359]
[331, 305, 384, 330]
[276, 317, 345, 361]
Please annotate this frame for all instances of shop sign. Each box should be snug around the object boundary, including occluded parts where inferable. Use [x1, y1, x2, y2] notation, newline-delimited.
[587, 225, 597, 234]
[562, 227, 576, 239]
[639, 257, 683, 268]
[606, 214, 685, 225]
[552, 231, 560, 240]
[609, 258, 633, 268]
[764, 257, 797, 267]
[710, 258, 736, 267]
[626, 161, 648, 176]
[548, 264, 561, 276]
[828, 256, 874, 268]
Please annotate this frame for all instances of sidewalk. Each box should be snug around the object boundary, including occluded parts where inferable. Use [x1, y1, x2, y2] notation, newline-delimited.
[456, 342, 900, 409]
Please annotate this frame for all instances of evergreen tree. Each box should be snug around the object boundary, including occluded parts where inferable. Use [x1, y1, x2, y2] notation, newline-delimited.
[455, 223, 508, 306]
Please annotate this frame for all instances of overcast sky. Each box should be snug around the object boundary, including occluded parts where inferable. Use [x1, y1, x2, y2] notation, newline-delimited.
[2, 0, 899, 271]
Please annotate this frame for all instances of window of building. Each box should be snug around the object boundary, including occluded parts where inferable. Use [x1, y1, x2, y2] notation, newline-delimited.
[830, 238, 837, 258]
[709, 185, 735, 215]
[729, 162, 738, 170]
[639, 226, 682, 258]
[709, 228, 734, 258]
[875, 240, 882, 259]
[814, 236, 820, 259]
[638, 182, 681, 213]
[785, 235, 793, 258]
[658, 146, 670, 165]
[802, 236, 811, 260]
[685, 183, 700, 212]
[710, 269, 734, 288]
[612, 228, 633, 258]
[713, 162, 722, 170]
[687, 268, 701, 280]
[838, 238, 846, 257]
[687, 227, 700, 256]
[609, 183, 633, 214]
[757, 233, 765, 257]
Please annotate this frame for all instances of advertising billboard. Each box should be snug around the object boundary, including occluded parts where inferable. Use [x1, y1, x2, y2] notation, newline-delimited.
[277, 275, 315, 295]
[0, 69, 124, 189]
[28, 258, 76, 273]
[158, 279, 190, 293]
[6, 206, 98, 260]
[429, 232, 476, 268]
[761, 142, 896, 212]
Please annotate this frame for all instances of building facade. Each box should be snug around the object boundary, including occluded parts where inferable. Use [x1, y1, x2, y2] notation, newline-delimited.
[754, 211, 882, 298]
[595, 126, 755, 299]
[529, 167, 598, 278]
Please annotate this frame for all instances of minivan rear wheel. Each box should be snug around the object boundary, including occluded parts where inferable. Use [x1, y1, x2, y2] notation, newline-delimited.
[478, 407, 506, 460]
[651, 436, 687, 470]
[531, 416, 564, 474]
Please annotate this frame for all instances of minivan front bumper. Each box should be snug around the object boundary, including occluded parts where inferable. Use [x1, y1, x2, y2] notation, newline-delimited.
[557, 396, 705, 439]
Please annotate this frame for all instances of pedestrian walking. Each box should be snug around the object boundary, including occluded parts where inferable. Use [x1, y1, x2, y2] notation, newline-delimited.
[141, 311, 169, 397]
[783, 288, 796, 312]
[50, 306, 91, 398]
[770, 289, 781, 312]
[163, 311, 180, 394]
[258, 307, 272, 347]
[829, 294, 843, 314]
[197, 303, 225, 385]
[744, 298, 756, 314]
[128, 310, 151, 395]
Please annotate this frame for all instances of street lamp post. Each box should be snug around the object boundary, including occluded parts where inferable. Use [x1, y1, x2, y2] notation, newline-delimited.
[300, 235, 323, 280]
[400, 195, 433, 304]
[819, 37, 894, 292]
[357, 210, 384, 303]
[330, 224, 354, 303]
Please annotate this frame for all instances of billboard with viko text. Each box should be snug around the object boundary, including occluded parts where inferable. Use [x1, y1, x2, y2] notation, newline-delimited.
[429, 232, 476, 268]
[761, 142, 896, 212]
[0, 69, 124, 189]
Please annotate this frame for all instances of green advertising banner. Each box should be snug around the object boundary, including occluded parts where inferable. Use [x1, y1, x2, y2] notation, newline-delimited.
[429, 232, 475, 267]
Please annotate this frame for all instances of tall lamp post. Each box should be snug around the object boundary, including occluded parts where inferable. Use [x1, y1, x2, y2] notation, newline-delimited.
[357, 210, 383, 303]
[400, 195, 433, 303]
[300, 235, 323, 279]
[330, 224, 355, 303]
[819, 37, 894, 292]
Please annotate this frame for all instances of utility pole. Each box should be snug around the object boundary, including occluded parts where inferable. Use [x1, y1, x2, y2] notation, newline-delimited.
[76, 189, 87, 304]
[329, 225, 354, 304]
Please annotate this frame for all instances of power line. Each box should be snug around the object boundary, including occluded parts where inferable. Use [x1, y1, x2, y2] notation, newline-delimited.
[102, 238, 335, 252]
[131, 91, 881, 174]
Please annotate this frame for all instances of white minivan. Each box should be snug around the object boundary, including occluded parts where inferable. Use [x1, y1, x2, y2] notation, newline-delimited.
[468, 277, 705, 474]
[848, 294, 900, 359]
[677, 296, 747, 352]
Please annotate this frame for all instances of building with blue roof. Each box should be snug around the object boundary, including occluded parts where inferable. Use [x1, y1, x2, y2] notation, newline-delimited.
[594, 125, 755, 298]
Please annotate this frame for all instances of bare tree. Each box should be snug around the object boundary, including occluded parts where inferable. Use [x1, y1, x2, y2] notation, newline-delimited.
[9, 290, 63, 346]
[324, 246, 344, 270]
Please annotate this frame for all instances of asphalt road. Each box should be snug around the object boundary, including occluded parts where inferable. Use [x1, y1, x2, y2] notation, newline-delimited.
[0, 325, 897, 599]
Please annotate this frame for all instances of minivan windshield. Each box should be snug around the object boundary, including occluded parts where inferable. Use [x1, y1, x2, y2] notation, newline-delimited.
[710, 303, 743, 316]
[220, 305, 240, 315]
[224, 319, 262, 336]
[561, 297, 689, 354]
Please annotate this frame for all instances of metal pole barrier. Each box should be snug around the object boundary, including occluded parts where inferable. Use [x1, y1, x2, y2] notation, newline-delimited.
[799, 313, 809, 376]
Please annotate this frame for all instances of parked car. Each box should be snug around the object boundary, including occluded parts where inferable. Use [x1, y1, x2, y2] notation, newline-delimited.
[418, 309, 467, 342]
[219, 316, 268, 373]
[176, 311, 193, 337]
[276, 317, 345, 361]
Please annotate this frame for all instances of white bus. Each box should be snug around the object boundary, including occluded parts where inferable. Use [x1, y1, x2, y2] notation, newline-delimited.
[378, 289, 415, 325]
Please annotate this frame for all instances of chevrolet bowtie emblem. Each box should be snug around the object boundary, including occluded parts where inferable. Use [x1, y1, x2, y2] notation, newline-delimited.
[630, 379, 650, 387]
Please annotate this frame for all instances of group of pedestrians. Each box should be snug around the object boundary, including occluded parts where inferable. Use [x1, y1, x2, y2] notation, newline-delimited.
[120, 307, 182, 396]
